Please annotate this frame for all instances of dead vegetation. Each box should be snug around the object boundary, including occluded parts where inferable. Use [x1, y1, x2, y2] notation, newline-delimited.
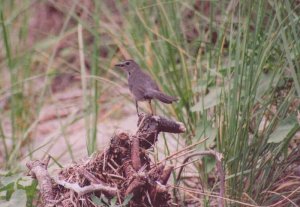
[27, 114, 203, 207]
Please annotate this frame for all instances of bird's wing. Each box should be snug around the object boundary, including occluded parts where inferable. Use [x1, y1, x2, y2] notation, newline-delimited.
[144, 89, 178, 103]
[139, 70, 160, 91]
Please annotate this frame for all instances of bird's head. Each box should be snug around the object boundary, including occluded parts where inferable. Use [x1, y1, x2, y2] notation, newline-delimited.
[114, 59, 138, 74]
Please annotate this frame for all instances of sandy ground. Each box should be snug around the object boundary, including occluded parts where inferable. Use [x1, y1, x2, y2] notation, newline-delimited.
[28, 88, 136, 164]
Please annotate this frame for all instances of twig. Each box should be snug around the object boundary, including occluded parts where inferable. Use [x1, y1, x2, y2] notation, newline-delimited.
[263, 187, 300, 207]
[170, 185, 258, 207]
[157, 137, 208, 164]
[53, 176, 118, 197]
[101, 173, 125, 181]
[79, 168, 105, 185]
[107, 162, 119, 175]
[175, 150, 225, 207]
[125, 172, 146, 195]
[174, 158, 200, 170]
[136, 114, 146, 134]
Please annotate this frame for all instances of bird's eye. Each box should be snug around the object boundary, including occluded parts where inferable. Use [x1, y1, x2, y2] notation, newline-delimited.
[126, 62, 130, 65]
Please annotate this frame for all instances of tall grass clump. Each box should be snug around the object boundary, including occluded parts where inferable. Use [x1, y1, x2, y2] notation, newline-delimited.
[0, 0, 37, 171]
[214, 1, 300, 204]
[109, 0, 300, 205]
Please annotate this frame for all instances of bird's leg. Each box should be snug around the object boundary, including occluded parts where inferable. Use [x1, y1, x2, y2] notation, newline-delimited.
[136, 101, 139, 116]
[148, 100, 153, 115]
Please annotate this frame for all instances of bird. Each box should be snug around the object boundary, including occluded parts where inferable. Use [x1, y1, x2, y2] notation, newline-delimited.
[115, 59, 178, 115]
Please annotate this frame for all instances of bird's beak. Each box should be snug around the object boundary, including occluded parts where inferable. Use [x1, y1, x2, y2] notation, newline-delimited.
[115, 63, 124, 67]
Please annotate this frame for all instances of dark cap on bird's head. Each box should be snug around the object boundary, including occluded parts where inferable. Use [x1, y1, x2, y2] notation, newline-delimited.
[114, 59, 135, 67]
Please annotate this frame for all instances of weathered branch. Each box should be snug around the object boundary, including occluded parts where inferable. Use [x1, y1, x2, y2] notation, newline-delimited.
[137, 113, 186, 149]
[131, 135, 142, 171]
[53, 176, 118, 197]
[159, 165, 174, 185]
[26, 156, 54, 207]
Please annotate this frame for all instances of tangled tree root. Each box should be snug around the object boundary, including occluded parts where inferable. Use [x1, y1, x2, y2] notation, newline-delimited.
[27, 113, 186, 207]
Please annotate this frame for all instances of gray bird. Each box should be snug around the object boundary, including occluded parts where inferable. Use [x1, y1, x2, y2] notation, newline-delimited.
[115, 59, 178, 115]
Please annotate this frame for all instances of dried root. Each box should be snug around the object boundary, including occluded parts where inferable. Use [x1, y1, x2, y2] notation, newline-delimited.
[27, 113, 185, 207]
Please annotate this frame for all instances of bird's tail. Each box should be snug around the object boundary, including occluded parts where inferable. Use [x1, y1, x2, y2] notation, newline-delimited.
[146, 90, 178, 104]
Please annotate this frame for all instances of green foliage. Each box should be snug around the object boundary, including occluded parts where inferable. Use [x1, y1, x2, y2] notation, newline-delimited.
[0, 173, 37, 206]
[91, 193, 133, 207]
[191, 86, 223, 112]
[0, 190, 27, 207]
[268, 115, 299, 144]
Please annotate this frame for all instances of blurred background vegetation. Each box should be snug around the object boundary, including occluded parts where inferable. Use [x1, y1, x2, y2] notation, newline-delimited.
[0, 0, 300, 206]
